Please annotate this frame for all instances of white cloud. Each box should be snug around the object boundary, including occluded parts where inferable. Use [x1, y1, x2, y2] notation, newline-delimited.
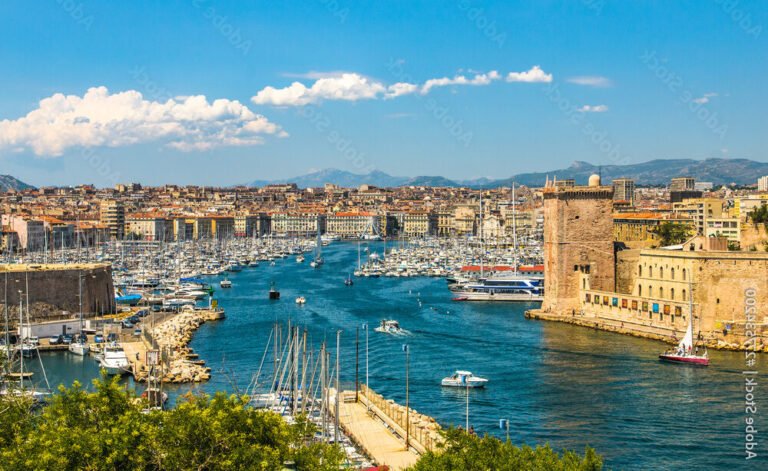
[252, 73, 387, 106]
[420, 70, 501, 94]
[578, 104, 609, 113]
[693, 92, 717, 104]
[567, 76, 613, 87]
[253, 67, 551, 106]
[505, 65, 553, 83]
[0, 86, 286, 157]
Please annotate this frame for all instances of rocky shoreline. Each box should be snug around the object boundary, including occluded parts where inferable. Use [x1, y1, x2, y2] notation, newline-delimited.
[135, 309, 224, 383]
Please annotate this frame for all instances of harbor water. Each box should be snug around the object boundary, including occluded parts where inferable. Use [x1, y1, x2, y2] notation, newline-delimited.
[31, 242, 765, 469]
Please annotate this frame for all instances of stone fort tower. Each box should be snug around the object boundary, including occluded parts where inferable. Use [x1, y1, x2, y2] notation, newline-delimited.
[541, 174, 615, 314]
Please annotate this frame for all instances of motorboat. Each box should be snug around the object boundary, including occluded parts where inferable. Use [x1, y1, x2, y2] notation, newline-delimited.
[374, 320, 404, 335]
[344, 276, 354, 286]
[441, 370, 488, 388]
[68, 340, 89, 356]
[269, 282, 280, 300]
[220, 279, 232, 288]
[99, 343, 131, 375]
[295, 296, 306, 304]
[296, 255, 305, 263]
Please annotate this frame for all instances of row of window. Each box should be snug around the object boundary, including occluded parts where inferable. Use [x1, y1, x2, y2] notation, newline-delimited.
[638, 265, 687, 281]
[637, 285, 687, 301]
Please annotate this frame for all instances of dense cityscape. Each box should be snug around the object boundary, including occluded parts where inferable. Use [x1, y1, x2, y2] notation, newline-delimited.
[2, 1, 767, 469]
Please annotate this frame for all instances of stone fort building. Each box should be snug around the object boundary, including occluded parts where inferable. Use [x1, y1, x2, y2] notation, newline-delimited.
[530, 174, 767, 351]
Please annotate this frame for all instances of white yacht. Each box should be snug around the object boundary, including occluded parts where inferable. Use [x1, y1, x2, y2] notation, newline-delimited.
[451, 275, 544, 302]
[441, 370, 488, 388]
[99, 343, 131, 375]
[220, 279, 232, 288]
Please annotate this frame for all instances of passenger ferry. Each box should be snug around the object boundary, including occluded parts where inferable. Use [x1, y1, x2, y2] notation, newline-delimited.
[450, 275, 544, 302]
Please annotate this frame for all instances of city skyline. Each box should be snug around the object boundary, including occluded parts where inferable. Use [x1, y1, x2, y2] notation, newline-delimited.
[0, 0, 766, 187]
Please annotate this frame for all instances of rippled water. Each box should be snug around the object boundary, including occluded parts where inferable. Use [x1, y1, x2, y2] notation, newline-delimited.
[30, 242, 766, 469]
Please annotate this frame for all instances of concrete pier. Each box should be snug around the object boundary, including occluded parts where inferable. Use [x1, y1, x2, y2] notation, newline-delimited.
[329, 386, 442, 470]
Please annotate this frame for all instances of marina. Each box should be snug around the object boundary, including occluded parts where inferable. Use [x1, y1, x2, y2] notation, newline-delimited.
[13, 241, 764, 470]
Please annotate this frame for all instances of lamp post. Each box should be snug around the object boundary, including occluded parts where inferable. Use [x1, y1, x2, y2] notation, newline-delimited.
[402, 343, 410, 450]
[499, 418, 510, 442]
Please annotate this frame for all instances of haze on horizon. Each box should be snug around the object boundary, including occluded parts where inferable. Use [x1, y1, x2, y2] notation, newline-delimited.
[0, 0, 765, 187]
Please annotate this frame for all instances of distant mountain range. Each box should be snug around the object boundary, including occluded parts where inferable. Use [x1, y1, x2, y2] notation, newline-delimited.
[247, 158, 768, 189]
[0, 175, 34, 191]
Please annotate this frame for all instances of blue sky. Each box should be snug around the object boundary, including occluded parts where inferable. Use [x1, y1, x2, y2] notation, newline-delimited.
[0, 0, 766, 187]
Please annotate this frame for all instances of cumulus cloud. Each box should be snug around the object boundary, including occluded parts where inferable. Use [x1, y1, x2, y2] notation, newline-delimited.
[693, 92, 717, 104]
[252, 67, 552, 106]
[578, 104, 609, 113]
[252, 73, 388, 106]
[420, 70, 501, 94]
[567, 76, 613, 87]
[0, 86, 286, 156]
[505, 65, 552, 83]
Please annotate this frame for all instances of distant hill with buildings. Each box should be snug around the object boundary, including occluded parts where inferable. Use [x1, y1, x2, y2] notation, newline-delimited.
[0, 175, 34, 191]
[246, 158, 768, 189]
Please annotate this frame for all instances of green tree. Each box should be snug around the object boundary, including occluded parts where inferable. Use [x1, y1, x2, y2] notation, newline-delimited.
[654, 222, 693, 246]
[409, 428, 602, 471]
[0, 374, 344, 471]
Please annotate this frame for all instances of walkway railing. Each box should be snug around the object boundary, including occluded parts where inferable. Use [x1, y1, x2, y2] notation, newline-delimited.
[358, 384, 442, 453]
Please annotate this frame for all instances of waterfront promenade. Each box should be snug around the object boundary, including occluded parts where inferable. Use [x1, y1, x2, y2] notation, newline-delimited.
[329, 385, 442, 470]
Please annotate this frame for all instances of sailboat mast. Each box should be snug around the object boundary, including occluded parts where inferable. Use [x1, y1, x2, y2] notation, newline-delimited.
[512, 183, 518, 275]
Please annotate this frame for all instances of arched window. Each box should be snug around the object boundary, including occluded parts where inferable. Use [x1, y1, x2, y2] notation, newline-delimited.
[671, 268, 675, 280]
[639, 265, 643, 277]
[660, 267, 664, 279]
[682, 269, 687, 280]
[660, 287, 664, 298]
[671, 288, 675, 300]
[648, 285, 653, 297]
[639, 285, 643, 296]
[682, 289, 687, 301]
[649, 267, 653, 277]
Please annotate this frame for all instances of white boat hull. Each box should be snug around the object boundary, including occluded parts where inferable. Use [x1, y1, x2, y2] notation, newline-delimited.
[68, 343, 89, 356]
[452, 291, 543, 302]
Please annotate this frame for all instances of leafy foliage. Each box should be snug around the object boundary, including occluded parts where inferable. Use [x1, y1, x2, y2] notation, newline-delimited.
[0, 374, 343, 470]
[654, 222, 693, 247]
[748, 204, 768, 225]
[409, 428, 603, 471]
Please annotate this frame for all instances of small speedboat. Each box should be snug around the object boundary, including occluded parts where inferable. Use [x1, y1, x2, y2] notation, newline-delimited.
[220, 279, 232, 288]
[344, 275, 354, 286]
[441, 370, 488, 388]
[296, 255, 305, 263]
[374, 320, 404, 335]
[295, 296, 306, 305]
[451, 296, 468, 302]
